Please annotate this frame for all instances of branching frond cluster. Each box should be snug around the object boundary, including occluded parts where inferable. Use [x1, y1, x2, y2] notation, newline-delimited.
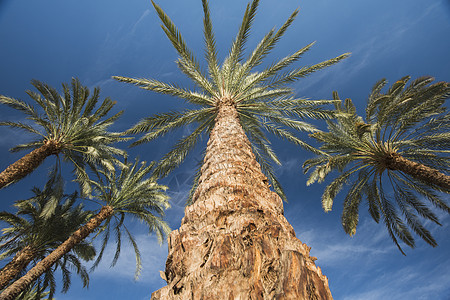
[0, 169, 95, 298]
[0, 78, 130, 195]
[114, 0, 349, 202]
[88, 159, 170, 279]
[304, 76, 450, 254]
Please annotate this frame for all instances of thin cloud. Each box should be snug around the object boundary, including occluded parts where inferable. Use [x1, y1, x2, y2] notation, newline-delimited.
[131, 9, 151, 35]
[88, 233, 168, 285]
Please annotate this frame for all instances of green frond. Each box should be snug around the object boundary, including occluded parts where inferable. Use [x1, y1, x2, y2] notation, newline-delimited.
[201, 0, 220, 86]
[223, 0, 260, 90]
[262, 121, 322, 154]
[123, 225, 142, 280]
[321, 168, 356, 210]
[0, 121, 43, 136]
[153, 117, 214, 178]
[239, 8, 299, 82]
[268, 52, 350, 88]
[128, 108, 214, 146]
[268, 98, 338, 120]
[0, 95, 39, 118]
[238, 87, 293, 104]
[113, 76, 214, 106]
[151, 1, 214, 95]
[365, 179, 381, 223]
[239, 42, 316, 94]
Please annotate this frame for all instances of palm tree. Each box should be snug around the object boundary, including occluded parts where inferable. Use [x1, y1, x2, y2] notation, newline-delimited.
[114, 0, 348, 298]
[0, 169, 95, 299]
[0, 159, 170, 300]
[303, 76, 450, 254]
[0, 78, 129, 194]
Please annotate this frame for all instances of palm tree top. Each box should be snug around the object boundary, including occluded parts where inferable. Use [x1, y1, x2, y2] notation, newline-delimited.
[114, 0, 349, 202]
[0, 78, 130, 194]
[304, 76, 450, 254]
[88, 159, 170, 279]
[0, 169, 96, 297]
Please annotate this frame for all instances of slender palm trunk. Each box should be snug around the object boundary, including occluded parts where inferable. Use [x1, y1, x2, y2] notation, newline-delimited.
[0, 140, 61, 189]
[152, 98, 332, 299]
[0, 205, 114, 300]
[0, 245, 36, 290]
[387, 153, 450, 192]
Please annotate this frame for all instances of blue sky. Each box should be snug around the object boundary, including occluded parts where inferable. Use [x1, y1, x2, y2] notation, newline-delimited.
[0, 0, 449, 299]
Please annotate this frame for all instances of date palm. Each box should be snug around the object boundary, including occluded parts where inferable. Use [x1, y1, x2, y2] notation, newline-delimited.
[0, 159, 170, 300]
[0, 169, 95, 299]
[115, 0, 348, 203]
[114, 0, 348, 298]
[304, 76, 450, 254]
[0, 78, 129, 194]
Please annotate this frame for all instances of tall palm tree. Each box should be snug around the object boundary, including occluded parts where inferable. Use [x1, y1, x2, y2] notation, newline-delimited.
[0, 78, 129, 194]
[0, 159, 170, 300]
[0, 169, 95, 299]
[114, 0, 348, 298]
[303, 76, 450, 254]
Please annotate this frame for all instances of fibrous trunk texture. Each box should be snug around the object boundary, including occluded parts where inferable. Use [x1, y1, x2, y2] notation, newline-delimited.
[0, 245, 36, 290]
[0, 140, 62, 189]
[0, 205, 114, 300]
[387, 153, 450, 192]
[152, 98, 332, 299]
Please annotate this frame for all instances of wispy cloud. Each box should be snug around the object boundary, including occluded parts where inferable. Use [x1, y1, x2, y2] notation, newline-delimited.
[342, 262, 450, 300]
[89, 233, 168, 285]
[131, 9, 151, 35]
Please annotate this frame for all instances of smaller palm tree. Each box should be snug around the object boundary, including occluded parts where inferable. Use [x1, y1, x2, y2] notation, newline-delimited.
[0, 78, 129, 194]
[0, 159, 171, 300]
[304, 76, 450, 254]
[0, 169, 95, 298]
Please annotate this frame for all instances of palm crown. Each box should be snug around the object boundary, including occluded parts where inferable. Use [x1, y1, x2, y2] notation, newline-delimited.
[304, 76, 450, 254]
[0, 78, 129, 194]
[114, 0, 349, 202]
[87, 159, 171, 279]
[0, 170, 95, 298]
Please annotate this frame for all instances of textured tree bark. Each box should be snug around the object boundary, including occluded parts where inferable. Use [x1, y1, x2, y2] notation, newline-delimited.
[0, 140, 62, 189]
[0, 245, 36, 290]
[152, 98, 332, 299]
[386, 153, 450, 192]
[0, 205, 114, 300]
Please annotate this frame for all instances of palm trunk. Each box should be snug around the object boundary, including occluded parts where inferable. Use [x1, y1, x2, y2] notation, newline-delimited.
[387, 153, 450, 192]
[0, 245, 36, 290]
[0, 205, 114, 300]
[152, 98, 332, 299]
[0, 140, 62, 189]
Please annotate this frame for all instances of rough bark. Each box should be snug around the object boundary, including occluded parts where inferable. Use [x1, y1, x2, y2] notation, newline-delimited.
[0, 245, 36, 290]
[386, 153, 450, 192]
[152, 98, 332, 299]
[0, 205, 114, 300]
[0, 140, 62, 189]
